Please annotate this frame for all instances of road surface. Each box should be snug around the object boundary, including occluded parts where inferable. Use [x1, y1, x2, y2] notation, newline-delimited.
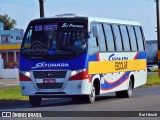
[0, 77, 160, 119]
[0, 85, 160, 111]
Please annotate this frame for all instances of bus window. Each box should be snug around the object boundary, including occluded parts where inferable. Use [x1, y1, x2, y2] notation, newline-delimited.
[90, 34, 98, 47]
[120, 25, 130, 51]
[22, 26, 32, 50]
[127, 26, 137, 51]
[103, 24, 115, 51]
[134, 26, 144, 51]
[97, 23, 107, 51]
[112, 25, 123, 51]
[89, 32, 100, 55]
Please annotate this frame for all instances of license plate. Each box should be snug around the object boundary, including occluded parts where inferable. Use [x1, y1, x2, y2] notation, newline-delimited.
[43, 79, 56, 83]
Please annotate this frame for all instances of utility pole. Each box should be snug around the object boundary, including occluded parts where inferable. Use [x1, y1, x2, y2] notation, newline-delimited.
[39, 0, 45, 17]
[156, 0, 160, 76]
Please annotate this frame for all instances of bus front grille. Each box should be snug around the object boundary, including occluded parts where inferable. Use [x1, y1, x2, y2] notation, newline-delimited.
[36, 83, 63, 89]
[33, 71, 67, 79]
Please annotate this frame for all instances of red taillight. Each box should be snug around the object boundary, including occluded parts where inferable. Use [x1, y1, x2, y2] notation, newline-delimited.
[19, 73, 31, 81]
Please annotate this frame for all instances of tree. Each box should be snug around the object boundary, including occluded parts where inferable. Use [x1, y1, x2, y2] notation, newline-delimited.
[0, 14, 17, 30]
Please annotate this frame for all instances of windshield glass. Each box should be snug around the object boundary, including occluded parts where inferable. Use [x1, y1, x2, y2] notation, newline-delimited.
[21, 22, 88, 60]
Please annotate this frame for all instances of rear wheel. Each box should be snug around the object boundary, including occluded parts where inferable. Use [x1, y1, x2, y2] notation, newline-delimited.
[116, 79, 133, 98]
[29, 96, 42, 106]
[85, 84, 96, 103]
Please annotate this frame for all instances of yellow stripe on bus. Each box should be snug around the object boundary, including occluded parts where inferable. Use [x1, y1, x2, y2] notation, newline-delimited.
[88, 59, 146, 74]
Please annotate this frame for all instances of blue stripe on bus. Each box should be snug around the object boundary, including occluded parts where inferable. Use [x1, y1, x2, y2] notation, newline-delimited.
[134, 52, 147, 59]
[100, 71, 131, 91]
[19, 53, 88, 71]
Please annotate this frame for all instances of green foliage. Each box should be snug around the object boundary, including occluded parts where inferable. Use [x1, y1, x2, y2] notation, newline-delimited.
[146, 74, 160, 86]
[0, 14, 17, 30]
[0, 87, 28, 100]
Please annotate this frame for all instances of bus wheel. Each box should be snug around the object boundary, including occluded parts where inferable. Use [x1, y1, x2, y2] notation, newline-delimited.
[116, 80, 133, 98]
[29, 96, 42, 106]
[126, 79, 133, 98]
[85, 84, 96, 103]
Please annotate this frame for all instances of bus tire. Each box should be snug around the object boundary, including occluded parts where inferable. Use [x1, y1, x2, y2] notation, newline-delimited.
[116, 79, 133, 98]
[29, 96, 42, 106]
[125, 79, 133, 98]
[85, 84, 96, 103]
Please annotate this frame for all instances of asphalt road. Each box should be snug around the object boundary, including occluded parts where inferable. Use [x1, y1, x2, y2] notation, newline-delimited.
[1, 85, 160, 120]
[0, 74, 160, 119]
[1, 85, 160, 111]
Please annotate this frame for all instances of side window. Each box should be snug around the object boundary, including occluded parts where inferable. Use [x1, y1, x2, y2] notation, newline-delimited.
[112, 25, 123, 51]
[120, 25, 130, 51]
[135, 26, 144, 51]
[90, 22, 98, 47]
[103, 24, 115, 51]
[127, 26, 137, 51]
[97, 23, 106, 51]
[89, 23, 99, 55]
[90, 31, 98, 47]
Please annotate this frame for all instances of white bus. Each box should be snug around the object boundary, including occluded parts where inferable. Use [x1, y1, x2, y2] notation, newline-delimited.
[19, 14, 147, 106]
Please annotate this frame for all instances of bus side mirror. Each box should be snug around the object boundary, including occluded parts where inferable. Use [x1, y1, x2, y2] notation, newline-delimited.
[92, 26, 99, 37]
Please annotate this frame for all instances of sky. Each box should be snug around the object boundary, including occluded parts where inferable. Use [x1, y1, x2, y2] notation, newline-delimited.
[0, 0, 157, 40]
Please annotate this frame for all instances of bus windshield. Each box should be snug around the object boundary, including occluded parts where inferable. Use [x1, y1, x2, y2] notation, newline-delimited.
[21, 22, 88, 60]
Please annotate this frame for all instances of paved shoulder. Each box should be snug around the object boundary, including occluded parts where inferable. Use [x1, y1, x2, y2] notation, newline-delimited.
[0, 79, 19, 89]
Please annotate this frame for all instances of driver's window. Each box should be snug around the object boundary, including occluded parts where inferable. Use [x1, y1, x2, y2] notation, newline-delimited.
[90, 33, 98, 47]
[89, 23, 100, 55]
[23, 27, 32, 50]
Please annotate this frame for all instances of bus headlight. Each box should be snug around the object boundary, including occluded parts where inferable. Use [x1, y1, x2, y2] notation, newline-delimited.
[71, 71, 77, 77]
[71, 69, 86, 77]
[24, 72, 31, 77]
[19, 71, 31, 81]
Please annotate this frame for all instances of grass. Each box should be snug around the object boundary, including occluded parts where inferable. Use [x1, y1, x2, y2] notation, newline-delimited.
[150, 68, 158, 72]
[145, 74, 160, 86]
[0, 74, 160, 100]
[0, 87, 28, 101]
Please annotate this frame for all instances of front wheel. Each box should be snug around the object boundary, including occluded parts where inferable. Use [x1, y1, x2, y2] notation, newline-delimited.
[85, 84, 96, 103]
[29, 96, 42, 106]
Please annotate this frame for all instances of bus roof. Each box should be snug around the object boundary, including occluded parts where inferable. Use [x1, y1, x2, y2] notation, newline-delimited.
[31, 14, 141, 26]
[88, 17, 141, 26]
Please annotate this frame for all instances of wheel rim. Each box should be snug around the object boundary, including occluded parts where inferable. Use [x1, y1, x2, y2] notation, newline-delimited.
[128, 80, 132, 97]
[90, 85, 95, 102]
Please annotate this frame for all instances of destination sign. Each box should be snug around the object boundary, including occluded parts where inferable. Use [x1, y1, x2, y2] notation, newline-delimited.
[34, 24, 58, 31]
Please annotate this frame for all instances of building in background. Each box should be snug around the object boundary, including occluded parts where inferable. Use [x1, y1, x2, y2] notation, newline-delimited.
[146, 40, 157, 64]
[0, 22, 24, 68]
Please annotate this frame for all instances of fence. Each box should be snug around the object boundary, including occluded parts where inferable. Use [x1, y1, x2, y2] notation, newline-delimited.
[1, 69, 19, 79]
